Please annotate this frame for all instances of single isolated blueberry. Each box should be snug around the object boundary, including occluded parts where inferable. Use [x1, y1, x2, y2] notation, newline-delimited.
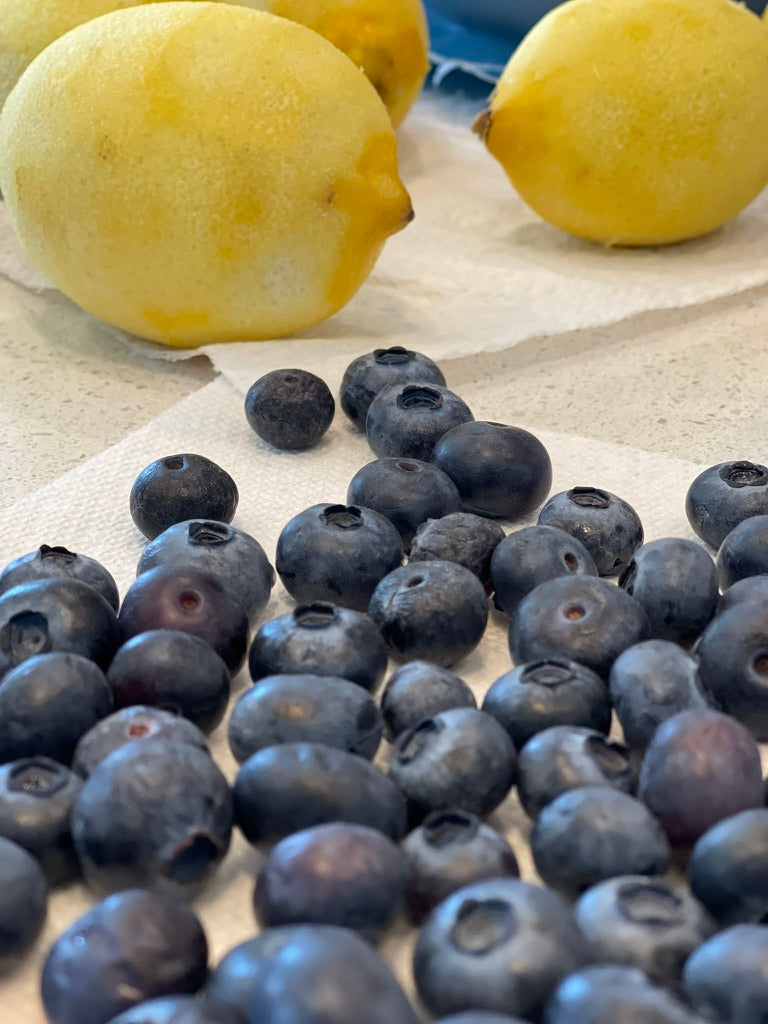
[538, 486, 644, 576]
[685, 459, 768, 549]
[409, 512, 505, 593]
[275, 502, 403, 611]
[244, 368, 335, 451]
[339, 345, 446, 429]
[716, 514, 768, 589]
[546, 964, 704, 1024]
[380, 660, 477, 742]
[129, 454, 238, 541]
[0, 835, 47, 970]
[0, 543, 119, 611]
[689, 808, 768, 925]
[366, 381, 474, 462]
[683, 924, 768, 1024]
[433, 421, 553, 520]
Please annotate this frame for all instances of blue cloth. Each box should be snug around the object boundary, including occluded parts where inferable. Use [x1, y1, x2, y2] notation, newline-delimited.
[426, 7, 522, 90]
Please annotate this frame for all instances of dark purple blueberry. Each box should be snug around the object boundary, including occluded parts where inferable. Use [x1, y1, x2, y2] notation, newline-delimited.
[433, 421, 552, 520]
[367, 560, 488, 667]
[347, 456, 462, 550]
[118, 567, 248, 674]
[482, 659, 611, 750]
[0, 577, 119, 677]
[40, 887, 209, 1024]
[683, 924, 768, 1024]
[389, 708, 517, 819]
[0, 652, 113, 765]
[137, 520, 274, 624]
[531, 787, 670, 897]
[401, 808, 519, 924]
[380, 660, 477, 742]
[516, 726, 635, 820]
[244, 368, 334, 451]
[366, 381, 473, 462]
[490, 525, 598, 616]
[716, 574, 768, 616]
[233, 742, 407, 844]
[638, 708, 764, 846]
[275, 502, 403, 611]
[129, 454, 238, 541]
[72, 706, 208, 778]
[608, 640, 710, 750]
[685, 459, 768, 549]
[413, 877, 585, 1019]
[696, 602, 768, 739]
[106, 630, 230, 734]
[409, 512, 505, 593]
[508, 575, 650, 680]
[546, 965, 703, 1024]
[689, 808, 768, 925]
[0, 835, 47, 969]
[538, 487, 644, 576]
[72, 739, 233, 894]
[717, 514, 768, 590]
[253, 822, 407, 937]
[0, 544, 119, 611]
[573, 876, 715, 986]
[0, 756, 82, 884]
[227, 673, 382, 762]
[106, 996, 243, 1024]
[619, 537, 718, 644]
[340, 346, 446, 429]
[248, 602, 387, 692]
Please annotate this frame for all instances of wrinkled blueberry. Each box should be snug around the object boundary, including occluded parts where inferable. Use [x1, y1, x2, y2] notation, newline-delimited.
[538, 487, 644, 576]
[0, 543, 119, 611]
[683, 924, 768, 1024]
[0, 835, 47, 970]
[380, 660, 477, 742]
[717, 514, 768, 590]
[716, 574, 768, 616]
[546, 965, 703, 1024]
[340, 346, 446, 429]
[685, 459, 768, 549]
[366, 381, 473, 462]
[689, 808, 768, 925]
[244, 368, 334, 451]
[130, 454, 238, 541]
[409, 512, 504, 594]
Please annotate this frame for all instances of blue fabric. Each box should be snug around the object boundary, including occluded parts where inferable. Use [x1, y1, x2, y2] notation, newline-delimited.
[426, 8, 522, 90]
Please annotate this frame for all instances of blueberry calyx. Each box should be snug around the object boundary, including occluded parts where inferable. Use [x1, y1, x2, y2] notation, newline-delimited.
[584, 735, 633, 781]
[164, 456, 186, 471]
[449, 898, 516, 954]
[320, 505, 364, 531]
[396, 385, 444, 411]
[752, 653, 768, 676]
[7, 757, 68, 796]
[187, 522, 233, 547]
[520, 660, 577, 688]
[395, 718, 444, 764]
[396, 461, 420, 473]
[568, 487, 612, 509]
[422, 809, 479, 848]
[39, 545, 76, 564]
[374, 346, 412, 365]
[293, 603, 338, 629]
[615, 881, 685, 927]
[165, 831, 222, 885]
[718, 461, 768, 488]
[1, 610, 50, 663]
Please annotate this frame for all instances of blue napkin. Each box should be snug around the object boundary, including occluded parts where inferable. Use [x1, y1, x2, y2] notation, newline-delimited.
[426, 8, 522, 92]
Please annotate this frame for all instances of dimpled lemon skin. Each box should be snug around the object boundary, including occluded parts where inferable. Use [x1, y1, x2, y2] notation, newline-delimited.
[477, 0, 768, 246]
[269, 0, 430, 127]
[0, 4, 413, 347]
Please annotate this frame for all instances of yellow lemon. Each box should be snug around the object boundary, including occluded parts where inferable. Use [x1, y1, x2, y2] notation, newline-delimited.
[0, 0, 270, 112]
[0, 3, 413, 347]
[269, 0, 430, 127]
[474, 0, 768, 246]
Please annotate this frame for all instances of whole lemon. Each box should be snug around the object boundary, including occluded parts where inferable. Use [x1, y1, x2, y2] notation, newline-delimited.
[0, 3, 413, 346]
[475, 0, 768, 246]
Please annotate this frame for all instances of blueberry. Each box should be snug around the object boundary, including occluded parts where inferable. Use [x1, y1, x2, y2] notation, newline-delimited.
[401, 808, 519, 924]
[40, 887, 209, 1024]
[573, 875, 715, 986]
[689, 808, 768, 925]
[619, 537, 718, 644]
[389, 708, 517, 818]
[608, 640, 710, 750]
[490, 525, 598, 616]
[0, 756, 82, 884]
[482, 659, 612, 750]
[72, 739, 233, 894]
[538, 486, 644, 576]
[106, 996, 243, 1024]
[716, 573, 768, 616]
[138, 520, 275, 624]
[435, 1015, 530, 1024]
[72, 706, 209, 778]
[118, 567, 248, 674]
[380, 660, 477, 742]
[244, 368, 335, 451]
[683, 924, 768, 1024]
[516, 726, 635, 819]
[409, 512, 505, 593]
[0, 652, 113, 765]
[347, 456, 462, 550]
[0, 577, 119, 677]
[368, 560, 489, 667]
[0, 835, 47, 969]
[340, 346, 447, 429]
[433, 421, 553, 520]
[204, 934, 289, 1021]
[106, 630, 231, 733]
[638, 708, 764, 846]
[716, 514, 768, 589]
[508, 575, 650, 680]
[275, 503, 403, 611]
[685, 459, 768, 549]
[531, 787, 670, 897]
[366, 381, 473, 462]
[233, 742, 407, 844]
[129, 454, 238, 541]
[227, 673, 382, 763]
[0, 543, 119, 611]
[412, 877, 585, 1019]
[248, 602, 387, 692]
[546, 965, 703, 1024]
[253, 822, 407, 937]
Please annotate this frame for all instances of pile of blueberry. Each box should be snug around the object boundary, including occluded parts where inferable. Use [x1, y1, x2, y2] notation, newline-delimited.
[2, 345, 768, 1024]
